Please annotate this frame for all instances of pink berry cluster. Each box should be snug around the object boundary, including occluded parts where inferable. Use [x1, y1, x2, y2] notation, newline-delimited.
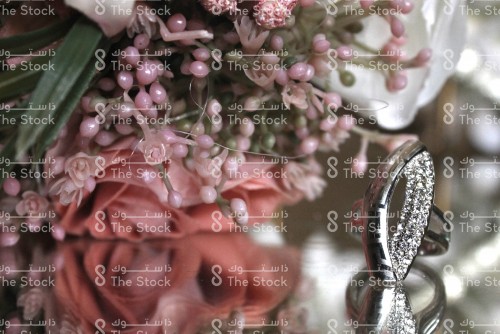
[1, 0, 432, 241]
[335, 0, 430, 91]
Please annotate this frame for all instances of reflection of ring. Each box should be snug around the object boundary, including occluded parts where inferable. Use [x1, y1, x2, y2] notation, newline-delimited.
[345, 262, 446, 334]
[351, 140, 451, 283]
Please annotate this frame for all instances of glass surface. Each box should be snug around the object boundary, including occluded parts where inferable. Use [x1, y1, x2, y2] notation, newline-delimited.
[2, 3, 500, 334]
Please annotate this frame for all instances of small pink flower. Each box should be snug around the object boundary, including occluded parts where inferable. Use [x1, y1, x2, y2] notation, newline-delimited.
[138, 131, 173, 166]
[65, 153, 101, 188]
[254, 0, 298, 29]
[50, 177, 83, 206]
[319, 115, 353, 152]
[199, 0, 238, 15]
[17, 288, 45, 320]
[243, 53, 281, 88]
[234, 16, 269, 54]
[282, 159, 326, 201]
[282, 82, 310, 110]
[193, 147, 228, 186]
[15, 191, 49, 217]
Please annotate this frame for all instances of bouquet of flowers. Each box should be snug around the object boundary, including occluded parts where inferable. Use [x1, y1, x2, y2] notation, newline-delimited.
[0, 0, 464, 244]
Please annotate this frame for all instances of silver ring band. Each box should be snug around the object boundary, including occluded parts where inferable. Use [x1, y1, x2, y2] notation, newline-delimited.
[345, 262, 446, 334]
[350, 140, 451, 283]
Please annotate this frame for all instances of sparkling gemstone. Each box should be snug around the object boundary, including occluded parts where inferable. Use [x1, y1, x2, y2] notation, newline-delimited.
[386, 284, 417, 333]
[389, 151, 434, 280]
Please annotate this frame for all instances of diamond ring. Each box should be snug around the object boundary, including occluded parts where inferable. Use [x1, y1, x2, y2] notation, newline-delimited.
[350, 140, 451, 284]
[345, 262, 446, 334]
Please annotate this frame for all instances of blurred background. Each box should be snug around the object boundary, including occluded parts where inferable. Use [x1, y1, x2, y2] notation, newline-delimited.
[1, 1, 499, 333]
[288, 1, 500, 332]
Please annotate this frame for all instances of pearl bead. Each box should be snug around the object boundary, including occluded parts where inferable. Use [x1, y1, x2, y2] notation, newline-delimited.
[390, 17, 405, 38]
[94, 130, 117, 146]
[116, 71, 134, 90]
[236, 136, 251, 151]
[231, 197, 246, 212]
[134, 33, 150, 50]
[337, 46, 353, 61]
[230, 198, 247, 223]
[387, 73, 408, 91]
[168, 190, 183, 208]
[270, 35, 284, 51]
[192, 48, 211, 62]
[414, 48, 432, 66]
[191, 122, 205, 136]
[189, 61, 209, 78]
[300, 137, 319, 154]
[200, 186, 217, 204]
[172, 143, 188, 158]
[80, 117, 100, 138]
[123, 46, 140, 67]
[149, 82, 168, 104]
[313, 39, 330, 53]
[324, 92, 342, 109]
[196, 134, 214, 149]
[239, 118, 255, 137]
[136, 60, 158, 85]
[301, 64, 315, 81]
[167, 13, 186, 33]
[134, 90, 153, 110]
[3, 177, 20, 196]
[288, 62, 308, 81]
[0, 232, 20, 247]
[207, 99, 221, 117]
[401, 0, 414, 14]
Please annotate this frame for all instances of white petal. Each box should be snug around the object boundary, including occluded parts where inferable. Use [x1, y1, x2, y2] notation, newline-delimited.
[319, 0, 466, 130]
[416, 0, 467, 106]
[64, 0, 136, 36]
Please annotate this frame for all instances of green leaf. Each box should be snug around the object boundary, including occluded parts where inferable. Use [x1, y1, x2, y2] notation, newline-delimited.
[15, 16, 107, 159]
[0, 18, 74, 60]
[0, 136, 17, 185]
[0, 55, 52, 103]
[34, 43, 110, 159]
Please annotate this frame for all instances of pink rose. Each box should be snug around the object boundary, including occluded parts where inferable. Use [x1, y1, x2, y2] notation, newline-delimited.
[49, 234, 300, 333]
[49, 136, 301, 241]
